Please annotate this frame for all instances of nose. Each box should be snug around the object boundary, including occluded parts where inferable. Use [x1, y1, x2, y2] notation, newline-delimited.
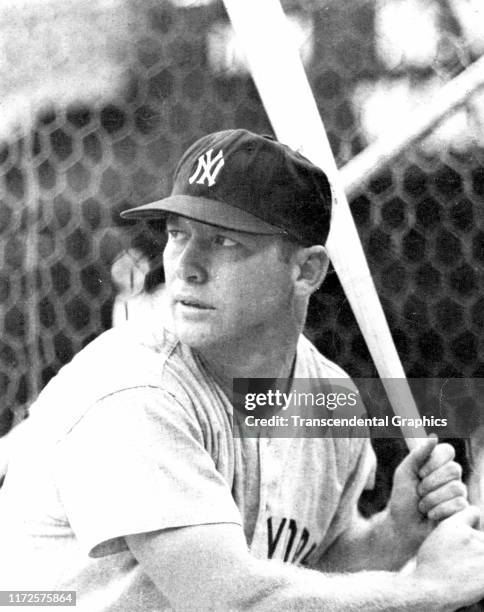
[175, 238, 208, 284]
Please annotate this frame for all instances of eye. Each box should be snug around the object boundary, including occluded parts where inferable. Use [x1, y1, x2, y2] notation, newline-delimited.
[166, 228, 187, 242]
[213, 235, 238, 247]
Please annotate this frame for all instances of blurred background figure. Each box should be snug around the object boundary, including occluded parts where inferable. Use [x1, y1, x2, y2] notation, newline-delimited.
[111, 247, 167, 326]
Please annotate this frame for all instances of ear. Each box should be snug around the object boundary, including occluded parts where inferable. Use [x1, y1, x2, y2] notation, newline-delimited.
[293, 245, 329, 297]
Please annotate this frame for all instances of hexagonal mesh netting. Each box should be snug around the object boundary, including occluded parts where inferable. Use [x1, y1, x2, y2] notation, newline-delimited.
[1, 0, 483, 456]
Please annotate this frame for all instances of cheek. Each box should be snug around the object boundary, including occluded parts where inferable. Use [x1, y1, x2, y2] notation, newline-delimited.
[214, 278, 247, 312]
[162, 250, 177, 283]
[222, 267, 292, 315]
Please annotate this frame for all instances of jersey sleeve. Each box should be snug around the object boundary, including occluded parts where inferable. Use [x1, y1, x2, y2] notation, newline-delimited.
[53, 387, 242, 557]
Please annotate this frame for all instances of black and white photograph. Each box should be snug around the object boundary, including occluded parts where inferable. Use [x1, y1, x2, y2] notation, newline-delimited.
[0, 0, 484, 610]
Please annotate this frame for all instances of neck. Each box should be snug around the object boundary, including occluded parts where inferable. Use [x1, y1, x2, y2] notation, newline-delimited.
[196, 321, 302, 395]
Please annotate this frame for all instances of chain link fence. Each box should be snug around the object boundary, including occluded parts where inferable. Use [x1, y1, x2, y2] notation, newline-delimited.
[1, 0, 483, 491]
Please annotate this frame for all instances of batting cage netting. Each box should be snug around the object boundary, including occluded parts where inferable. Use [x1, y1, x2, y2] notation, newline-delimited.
[1, 0, 484, 504]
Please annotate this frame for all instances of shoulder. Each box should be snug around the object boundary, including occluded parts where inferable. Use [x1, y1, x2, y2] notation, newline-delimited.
[296, 333, 351, 379]
[43, 322, 178, 390]
[27, 323, 182, 434]
[31, 321, 231, 445]
[65, 386, 206, 444]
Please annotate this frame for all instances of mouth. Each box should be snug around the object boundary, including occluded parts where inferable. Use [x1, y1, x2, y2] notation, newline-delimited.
[176, 297, 215, 310]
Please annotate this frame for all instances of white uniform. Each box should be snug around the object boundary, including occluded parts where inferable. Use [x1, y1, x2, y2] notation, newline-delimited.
[0, 321, 375, 611]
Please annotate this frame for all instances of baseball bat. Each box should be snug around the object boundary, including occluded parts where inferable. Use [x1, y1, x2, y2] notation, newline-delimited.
[341, 54, 484, 200]
[223, 0, 426, 449]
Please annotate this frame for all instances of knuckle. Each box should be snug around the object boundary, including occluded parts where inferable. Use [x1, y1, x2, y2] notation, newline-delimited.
[446, 479, 467, 497]
[444, 461, 462, 480]
[421, 491, 438, 512]
[419, 474, 437, 497]
[427, 507, 442, 521]
[429, 507, 448, 522]
[417, 481, 427, 497]
[454, 496, 469, 510]
[427, 494, 469, 521]
[455, 481, 467, 497]
[444, 496, 468, 515]
[450, 461, 463, 479]
[438, 442, 456, 461]
[429, 444, 452, 469]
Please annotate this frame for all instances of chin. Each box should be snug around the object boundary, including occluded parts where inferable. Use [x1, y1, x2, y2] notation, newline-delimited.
[173, 321, 218, 349]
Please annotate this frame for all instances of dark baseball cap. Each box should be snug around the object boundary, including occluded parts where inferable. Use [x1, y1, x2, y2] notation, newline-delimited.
[120, 129, 332, 245]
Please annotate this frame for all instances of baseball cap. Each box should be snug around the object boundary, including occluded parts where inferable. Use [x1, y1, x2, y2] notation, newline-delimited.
[120, 129, 332, 245]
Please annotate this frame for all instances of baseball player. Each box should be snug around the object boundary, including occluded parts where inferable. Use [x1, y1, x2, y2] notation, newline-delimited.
[1, 129, 484, 611]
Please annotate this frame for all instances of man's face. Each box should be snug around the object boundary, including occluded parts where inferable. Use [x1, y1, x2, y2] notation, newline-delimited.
[163, 214, 296, 350]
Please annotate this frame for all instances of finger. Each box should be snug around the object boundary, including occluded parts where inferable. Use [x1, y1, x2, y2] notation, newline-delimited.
[418, 461, 463, 497]
[418, 442, 456, 479]
[404, 435, 438, 476]
[418, 480, 467, 515]
[443, 504, 481, 529]
[426, 496, 469, 522]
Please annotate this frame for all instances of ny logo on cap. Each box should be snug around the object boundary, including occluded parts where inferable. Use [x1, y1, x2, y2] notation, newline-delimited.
[188, 148, 225, 187]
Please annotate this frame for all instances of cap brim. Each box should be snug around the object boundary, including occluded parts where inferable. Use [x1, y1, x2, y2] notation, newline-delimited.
[120, 195, 287, 235]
